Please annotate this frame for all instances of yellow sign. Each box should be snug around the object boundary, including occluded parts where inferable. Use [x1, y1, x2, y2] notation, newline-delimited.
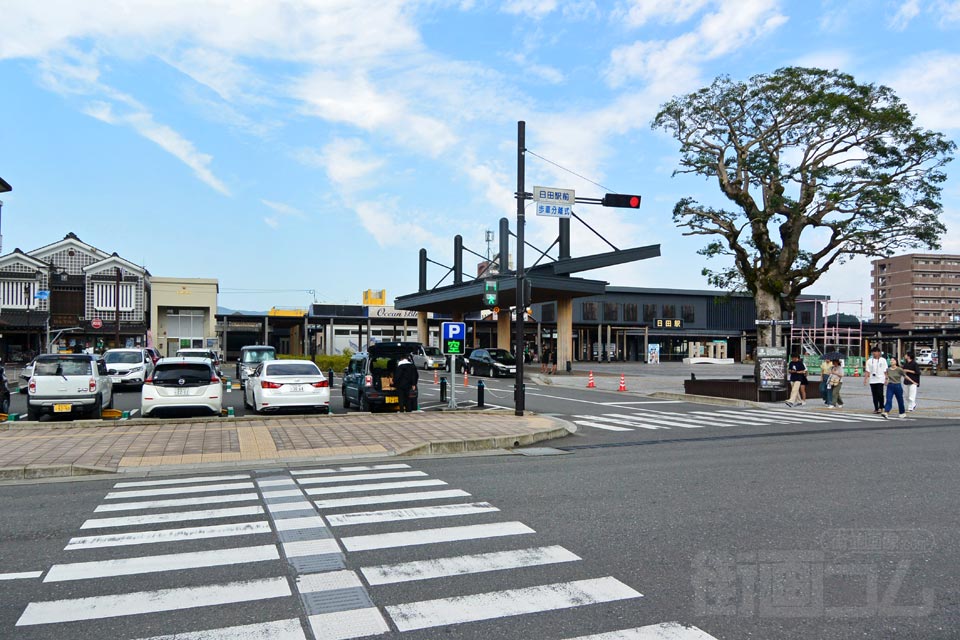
[363, 289, 387, 305]
[655, 319, 684, 328]
[268, 307, 306, 317]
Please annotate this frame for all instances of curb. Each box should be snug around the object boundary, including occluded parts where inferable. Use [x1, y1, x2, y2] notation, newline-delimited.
[649, 391, 764, 408]
[398, 424, 573, 456]
[0, 464, 115, 480]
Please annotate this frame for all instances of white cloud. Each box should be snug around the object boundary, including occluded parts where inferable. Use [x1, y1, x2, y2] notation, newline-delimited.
[618, 0, 711, 27]
[936, 0, 960, 24]
[886, 51, 960, 130]
[304, 138, 385, 190]
[353, 200, 446, 250]
[260, 200, 306, 229]
[606, 0, 788, 90]
[888, 0, 921, 29]
[501, 0, 559, 18]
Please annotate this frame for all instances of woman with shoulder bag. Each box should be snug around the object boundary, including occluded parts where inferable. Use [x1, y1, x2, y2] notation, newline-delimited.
[827, 359, 844, 408]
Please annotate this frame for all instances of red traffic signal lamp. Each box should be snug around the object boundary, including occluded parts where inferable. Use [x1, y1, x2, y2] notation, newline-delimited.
[601, 193, 641, 208]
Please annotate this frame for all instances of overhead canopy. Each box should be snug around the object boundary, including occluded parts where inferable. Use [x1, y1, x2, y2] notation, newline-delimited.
[395, 244, 661, 314]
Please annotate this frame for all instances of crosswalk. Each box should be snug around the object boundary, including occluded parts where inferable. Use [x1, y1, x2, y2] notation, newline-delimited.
[572, 406, 897, 432]
[12, 463, 720, 639]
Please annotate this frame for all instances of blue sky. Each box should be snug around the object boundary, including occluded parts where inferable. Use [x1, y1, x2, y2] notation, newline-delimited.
[2, 0, 959, 315]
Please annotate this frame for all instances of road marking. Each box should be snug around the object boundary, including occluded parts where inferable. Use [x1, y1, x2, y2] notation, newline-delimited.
[291, 463, 410, 476]
[296, 470, 428, 486]
[45, 544, 279, 582]
[0, 571, 42, 580]
[105, 482, 255, 499]
[341, 521, 535, 552]
[386, 576, 642, 631]
[562, 622, 719, 639]
[308, 607, 390, 640]
[572, 420, 635, 432]
[16, 576, 291, 626]
[741, 407, 888, 423]
[297, 570, 363, 593]
[602, 413, 711, 430]
[603, 400, 684, 405]
[266, 501, 315, 513]
[128, 409, 140, 418]
[282, 538, 342, 557]
[273, 516, 327, 531]
[313, 489, 471, 510]
[261, 489, 305, 499]
[361, 545, 580, 585]
[305, 479, 447, 496]
[327, 502, 498, 527]
[81, 506, 264, 529]
[136, 618, 306, 640]
[113, 474, 249, 488]
[257, 478, 297, 487]
[95, 493, 260, 512]
[735, 409, 836, 424]
[65, 521, 271, 550]
[627, 408, 746, 426]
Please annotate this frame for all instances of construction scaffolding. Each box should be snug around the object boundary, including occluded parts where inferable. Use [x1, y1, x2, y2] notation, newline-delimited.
[790, 299, 865, 375]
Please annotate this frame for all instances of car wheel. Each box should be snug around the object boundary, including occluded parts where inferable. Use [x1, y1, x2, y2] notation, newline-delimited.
[89, 395, 103, 419]
[342, 387, 351, 409]
[243, 388, 250, 409]
[106, 392, 114, 410]
[0, 396, 9, 414]
[359, 394, 371, 413]
[470, 365, 476, 377]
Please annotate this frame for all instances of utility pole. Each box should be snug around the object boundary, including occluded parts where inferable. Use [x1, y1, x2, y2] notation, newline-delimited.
[514, 121, 526, 416]
[115, 266, 121, 349]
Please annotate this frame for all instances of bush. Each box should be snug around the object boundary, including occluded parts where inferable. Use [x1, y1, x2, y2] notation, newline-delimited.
[277, 353, 352, 373]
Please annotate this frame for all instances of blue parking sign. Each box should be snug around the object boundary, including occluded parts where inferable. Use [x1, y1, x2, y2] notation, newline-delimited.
[441, 322, 466, 355]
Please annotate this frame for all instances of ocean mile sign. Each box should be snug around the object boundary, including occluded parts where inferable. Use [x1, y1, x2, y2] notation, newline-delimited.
[533, 185, 574, 218]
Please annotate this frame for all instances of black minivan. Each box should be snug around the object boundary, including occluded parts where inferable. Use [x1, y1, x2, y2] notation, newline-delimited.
[342, 342, 419, 412]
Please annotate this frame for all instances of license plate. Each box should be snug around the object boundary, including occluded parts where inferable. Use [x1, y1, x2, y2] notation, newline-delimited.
[385, 396, 398, 404]
[111, 376, 122, 383]
[54, 403, 72, 413]
[175, 388, 189, 396]
[289, 385, 303, 393]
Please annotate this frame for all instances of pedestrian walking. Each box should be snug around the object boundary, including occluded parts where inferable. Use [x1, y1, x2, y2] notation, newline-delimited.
[785, 354, 808, 406]
[864, 347, 888, 413]
[540, 347, 550, 374]
[394, 353, 419, 412]
[819, 357, 834, 406]
[550, 346, 558, 375]
[881, 357, 906, 419]
[902, 351, 921, 411]
[828, 359, 844, 408]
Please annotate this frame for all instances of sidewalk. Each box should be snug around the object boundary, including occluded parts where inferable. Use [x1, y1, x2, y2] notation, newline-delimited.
[0, 412, 569, 480]
[534, 362, 960, 418]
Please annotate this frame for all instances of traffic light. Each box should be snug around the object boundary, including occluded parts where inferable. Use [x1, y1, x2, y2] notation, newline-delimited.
[601, 193, 641, 208]
[482, 279, 498, 309]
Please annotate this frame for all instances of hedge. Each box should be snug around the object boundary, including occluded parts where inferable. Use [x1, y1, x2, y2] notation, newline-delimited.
[277, 353, 352, 373]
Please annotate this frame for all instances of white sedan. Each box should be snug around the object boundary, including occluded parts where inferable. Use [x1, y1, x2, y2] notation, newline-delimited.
[244, 359, 330, 414]
[142, 357, 223, 418]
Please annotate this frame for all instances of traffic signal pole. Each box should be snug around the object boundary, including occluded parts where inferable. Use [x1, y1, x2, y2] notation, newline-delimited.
[515, 121, 526, 416]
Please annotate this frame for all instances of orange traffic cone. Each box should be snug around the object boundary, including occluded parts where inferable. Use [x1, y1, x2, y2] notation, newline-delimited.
[617, 373, 627, 392]
[464, 371, 469, 386]
[586, 371, 596, 388]
[433, 369, 439, 384]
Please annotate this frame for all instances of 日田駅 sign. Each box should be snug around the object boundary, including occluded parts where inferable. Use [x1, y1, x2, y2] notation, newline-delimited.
[533, 185, 574, 218]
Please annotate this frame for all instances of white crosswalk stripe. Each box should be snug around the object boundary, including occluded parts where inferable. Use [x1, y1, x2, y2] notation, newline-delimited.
[65, 521, 271, 550]
[573, 407, 898, 432]
[135, 618, 307, 640]
[304, 478, 447, 496]
[104, 482, 255, 500]
[326, 502, 499, 527]
[295, 470, 428, 485]
[562, 622, 719, 639]
[341, 521, 535, 552]
[94, 493, 261, 512]
[385, 577, 642, 631]
[113, 474, 250, 488]
[80, 506, 264, 529]
[313, 489, 471, 510]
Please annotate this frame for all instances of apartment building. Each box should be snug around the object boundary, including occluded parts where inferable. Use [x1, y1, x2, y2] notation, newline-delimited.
[871, 253, 960, 329]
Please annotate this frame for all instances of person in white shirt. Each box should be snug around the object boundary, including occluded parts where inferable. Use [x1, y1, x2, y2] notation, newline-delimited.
[864, 347, 888, 414]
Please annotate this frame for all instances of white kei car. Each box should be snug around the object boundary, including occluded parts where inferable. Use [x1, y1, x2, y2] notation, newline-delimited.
[244, 359, 330, 414]
[141, 357, 223, 418]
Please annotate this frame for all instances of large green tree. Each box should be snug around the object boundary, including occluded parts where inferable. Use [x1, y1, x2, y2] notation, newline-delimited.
[652, 67, 954, 345]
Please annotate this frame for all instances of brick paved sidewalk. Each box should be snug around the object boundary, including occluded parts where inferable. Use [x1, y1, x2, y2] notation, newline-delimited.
[0, 412, 569, 479]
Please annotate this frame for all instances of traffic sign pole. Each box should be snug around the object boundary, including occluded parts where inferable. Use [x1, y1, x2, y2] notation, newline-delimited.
[515, 121, 526, 416]
[441, 322, 466, 410]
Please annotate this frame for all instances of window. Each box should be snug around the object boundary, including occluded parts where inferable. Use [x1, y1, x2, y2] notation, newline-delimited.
[582, 302, 598, 321]
[603, 302, 619, 322]
[265, 363, 321, 376]
[801, 311, 812, 325]
[94, 282, 135, 311]
[681, 304, 695, 323]
[624, 304, 638, 322]
[643, 304, 657, 322]
[662, 304, 676, 319]
[0, 279, 38, 309]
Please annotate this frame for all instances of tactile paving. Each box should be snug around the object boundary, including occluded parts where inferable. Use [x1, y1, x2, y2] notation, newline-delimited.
[289, 553, 346, 573]
[300, 587, 374, 615]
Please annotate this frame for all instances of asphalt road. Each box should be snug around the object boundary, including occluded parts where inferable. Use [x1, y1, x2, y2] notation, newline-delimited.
[0, 416, 957, 639]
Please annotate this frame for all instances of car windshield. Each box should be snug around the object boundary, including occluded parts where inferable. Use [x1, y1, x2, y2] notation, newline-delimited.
[242, 349, 276, 363]
[153, 364, 212, 384]
[179, 350, 214, 359]
[423, 347, 443, 357]
[105, 351, 142, 364]
[34, 357, 92, 376]
[488, 349, 516, 364]
[265, 363, 321, 376]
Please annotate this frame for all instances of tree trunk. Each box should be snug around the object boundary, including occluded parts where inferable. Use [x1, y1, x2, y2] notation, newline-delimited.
[755, 289, 782, 348]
